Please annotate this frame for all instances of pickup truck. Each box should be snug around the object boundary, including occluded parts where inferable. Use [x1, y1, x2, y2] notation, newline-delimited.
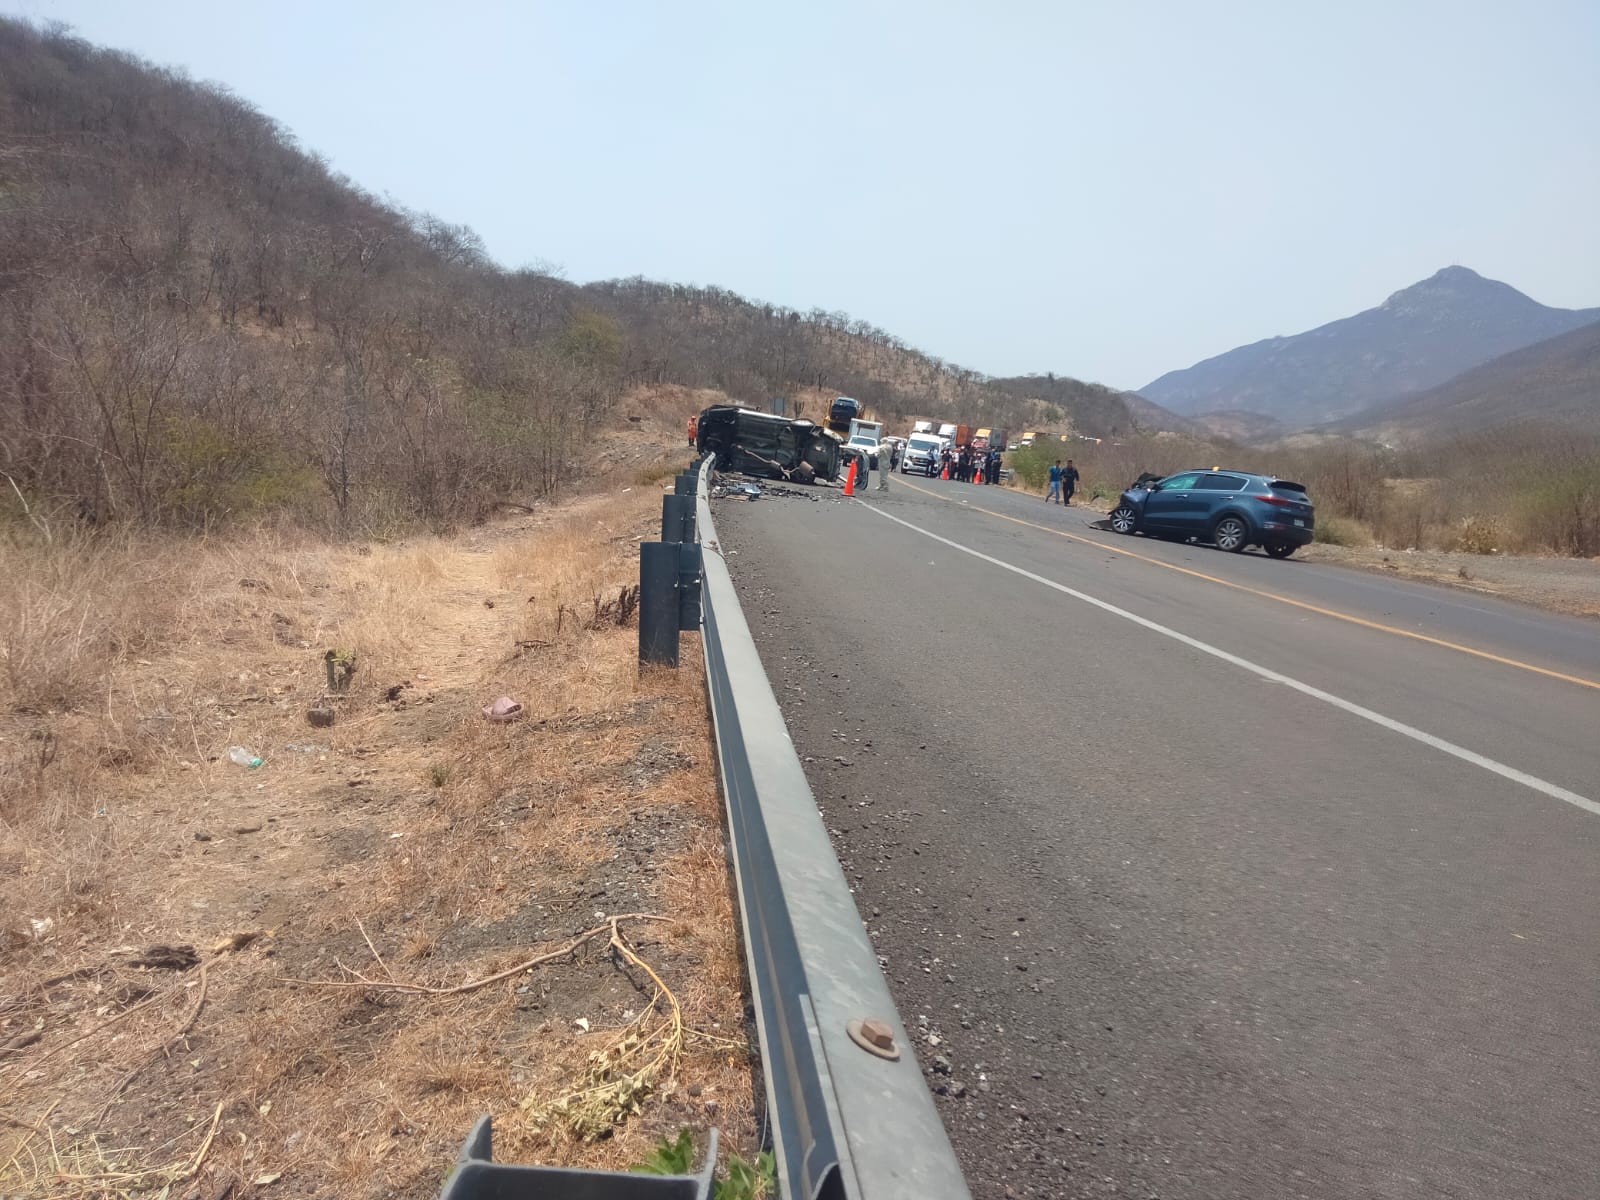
[696, 405, 841, 480]
[899, 432, 945, 476]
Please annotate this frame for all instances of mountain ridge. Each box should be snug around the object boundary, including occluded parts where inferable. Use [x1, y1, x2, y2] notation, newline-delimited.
[1334, 318, 1600, 442]
[1140, 267, 1600, 428]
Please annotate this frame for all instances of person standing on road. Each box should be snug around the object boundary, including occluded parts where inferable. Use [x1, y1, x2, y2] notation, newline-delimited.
[1047, 460, 1063, 504]
[989, 450, 1002, 484]
[1062, 459, 1080, 505]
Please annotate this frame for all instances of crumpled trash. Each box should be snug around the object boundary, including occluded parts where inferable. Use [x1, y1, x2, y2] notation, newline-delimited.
[481, 696, 524, 722]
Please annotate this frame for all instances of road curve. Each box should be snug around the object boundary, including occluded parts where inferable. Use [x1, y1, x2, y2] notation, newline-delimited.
[714, 475, 1600, 1200]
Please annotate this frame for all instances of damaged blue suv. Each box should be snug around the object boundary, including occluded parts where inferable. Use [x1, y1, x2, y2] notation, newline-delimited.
[1108, 469, 1315, 558]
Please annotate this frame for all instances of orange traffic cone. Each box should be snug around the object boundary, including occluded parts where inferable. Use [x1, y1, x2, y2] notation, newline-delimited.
[941, 462, 949, 480]
[844, 459, 858, 497]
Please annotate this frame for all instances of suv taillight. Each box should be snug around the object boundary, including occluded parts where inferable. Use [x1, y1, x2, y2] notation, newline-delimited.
[1256, 494, 1296, 507]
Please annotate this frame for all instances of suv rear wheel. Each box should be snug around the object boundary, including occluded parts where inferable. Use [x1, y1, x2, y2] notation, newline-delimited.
[1212, 515, 1250, 553]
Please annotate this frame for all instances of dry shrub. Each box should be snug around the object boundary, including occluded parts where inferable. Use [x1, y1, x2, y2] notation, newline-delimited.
[495, 494, 653, 647]
[1510, 459, 1600, 555]
[0, 529, 178, 714]
[1446, 515, 1503, 555]
[1314, 515, 1374, 547]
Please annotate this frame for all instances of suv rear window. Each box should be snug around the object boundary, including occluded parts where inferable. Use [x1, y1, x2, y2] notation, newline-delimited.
[1268, 480, 1308, 494]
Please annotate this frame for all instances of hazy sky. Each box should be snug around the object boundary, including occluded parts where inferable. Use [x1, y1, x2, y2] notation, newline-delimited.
[9, 0, 1599, 389]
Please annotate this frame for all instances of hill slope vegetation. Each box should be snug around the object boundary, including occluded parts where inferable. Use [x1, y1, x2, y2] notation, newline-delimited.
[0, 19, 1171, 535]
[1339, 319, 1600, 442]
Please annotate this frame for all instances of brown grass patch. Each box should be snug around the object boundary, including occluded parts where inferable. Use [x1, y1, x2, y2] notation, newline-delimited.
[0, 483, 755, 1198]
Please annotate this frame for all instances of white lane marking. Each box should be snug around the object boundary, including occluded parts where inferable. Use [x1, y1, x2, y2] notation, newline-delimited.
[861, 502, 1600, 819]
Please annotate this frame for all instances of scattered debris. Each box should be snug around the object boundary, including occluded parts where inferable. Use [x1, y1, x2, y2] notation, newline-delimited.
[211, 930, 263, 954]
[556, 584, 641, 633]
[710, 473, 822, 502]
[384, 681, 412, 702]
[126, 944, 199, 971]
[323, 648, 358, 693]
[482, 696, 524, 722]
[227, 745, 263, 769]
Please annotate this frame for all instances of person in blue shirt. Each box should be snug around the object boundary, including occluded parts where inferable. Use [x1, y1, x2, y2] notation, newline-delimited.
[1046, 460, 1063, 504]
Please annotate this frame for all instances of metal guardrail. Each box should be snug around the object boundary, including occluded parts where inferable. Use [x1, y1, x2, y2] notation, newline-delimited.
[440, 458, 967, 1199]
[694, 457, 971, 1200]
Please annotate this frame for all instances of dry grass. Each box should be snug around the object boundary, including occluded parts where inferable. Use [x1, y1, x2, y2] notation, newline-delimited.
[0, 481, 756, 1198]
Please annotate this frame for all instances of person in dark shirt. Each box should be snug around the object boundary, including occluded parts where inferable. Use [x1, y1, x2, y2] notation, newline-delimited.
[1062, 459, 1080, 505]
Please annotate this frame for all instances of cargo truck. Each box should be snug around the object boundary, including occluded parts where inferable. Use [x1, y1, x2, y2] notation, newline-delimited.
[844, 418, 885, 468]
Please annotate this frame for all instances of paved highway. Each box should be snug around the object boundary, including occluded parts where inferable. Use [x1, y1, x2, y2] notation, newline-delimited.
[714, 474, 1600, 1200]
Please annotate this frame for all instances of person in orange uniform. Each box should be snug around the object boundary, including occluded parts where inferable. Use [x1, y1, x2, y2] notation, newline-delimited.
[687, 413, 698, 448]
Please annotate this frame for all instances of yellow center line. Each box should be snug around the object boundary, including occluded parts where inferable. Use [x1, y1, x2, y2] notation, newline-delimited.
[893, 477, 1600, 692]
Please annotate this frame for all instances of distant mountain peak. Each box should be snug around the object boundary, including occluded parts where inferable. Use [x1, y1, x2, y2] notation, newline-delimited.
[1381, 264, 1510, 310]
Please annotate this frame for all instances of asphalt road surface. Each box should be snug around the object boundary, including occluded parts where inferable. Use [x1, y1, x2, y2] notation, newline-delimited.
[713, 473, 1600, 1200]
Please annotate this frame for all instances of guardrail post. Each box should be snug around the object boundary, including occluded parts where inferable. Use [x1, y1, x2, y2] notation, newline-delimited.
[661, 494, 694, 544]
[640, 543, 681, 666]
[639, 541, 703, 667]
[674, 472, 698, 496]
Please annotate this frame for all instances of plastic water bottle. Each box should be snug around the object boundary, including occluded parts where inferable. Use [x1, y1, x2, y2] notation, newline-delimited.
[228, 746, 263, 769]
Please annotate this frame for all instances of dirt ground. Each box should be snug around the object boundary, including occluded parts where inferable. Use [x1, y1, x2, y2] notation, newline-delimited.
[1297, 543, 1600, 618]
[0, 414, 759, 1197]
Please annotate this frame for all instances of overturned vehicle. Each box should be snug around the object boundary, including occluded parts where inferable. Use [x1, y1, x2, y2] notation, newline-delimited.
[695, 405, 842, 483]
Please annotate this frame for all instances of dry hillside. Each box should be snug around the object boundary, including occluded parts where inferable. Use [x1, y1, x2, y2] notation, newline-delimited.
[1, 411, 761, 1196]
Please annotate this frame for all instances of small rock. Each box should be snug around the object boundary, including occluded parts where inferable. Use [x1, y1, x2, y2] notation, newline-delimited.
[949, 1080, 968, 1098]
[306, 707, 336, 728]
[194, 830, 212, 842]
[931, 1055, 953, 1076]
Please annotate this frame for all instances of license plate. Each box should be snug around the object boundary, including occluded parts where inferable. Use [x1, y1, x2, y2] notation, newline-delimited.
[1293, 519, 1305, 527]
